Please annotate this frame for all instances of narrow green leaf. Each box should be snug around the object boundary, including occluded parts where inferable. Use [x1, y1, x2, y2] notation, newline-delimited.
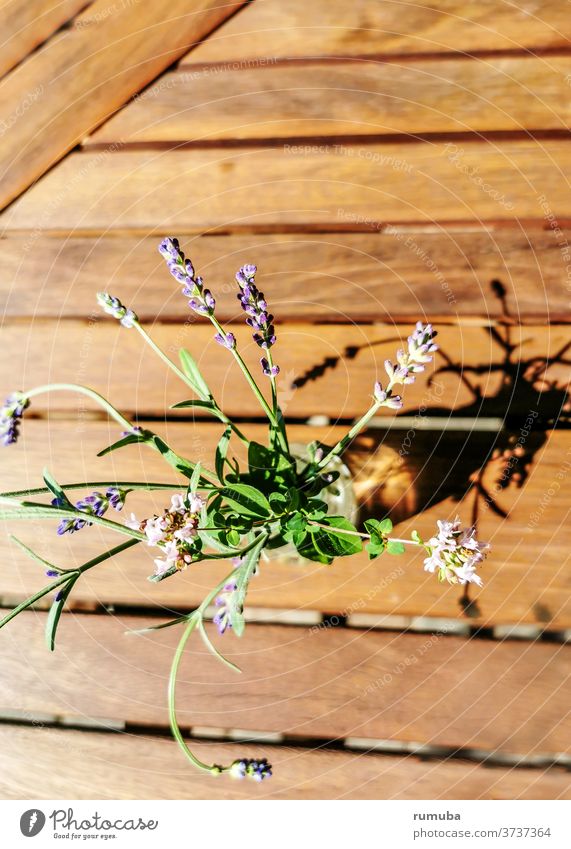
[189, 462, 202, 497]
[97, 431, 148, 457]
[198, 620, 241, 673]
[126, 614, 193, 635]
[170, 399, 216, 411]
[0, 574, 74, 631]
[10, 536, 62, 574]
[231, 535, 267, 636]
[179, 349, 211, 400]
[42, 468, 72, 507]
[45, 577, 78, 651]
[215, 426, 232, 484]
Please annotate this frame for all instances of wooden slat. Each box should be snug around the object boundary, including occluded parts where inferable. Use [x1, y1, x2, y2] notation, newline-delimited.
[3, 725, 568, 799]
[1, 319, 568, 418]
[4, 140, 571, 231]
[1, 230, 570, 323]
[183, 0, 571, 64]
[2, 230, 571, 324]
[0, 0, 247, 210]
[0, 0, 89, 79]
[4, 612, 570, 755]
[87, 59, 571, 146]
[0, 422, 570, 628]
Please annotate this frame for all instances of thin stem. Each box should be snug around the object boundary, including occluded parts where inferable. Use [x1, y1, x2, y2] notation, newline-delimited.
[26, 384, 133, 431]
[1, 499, 146, 541]
[314, 401, 381, 472]
[307, 520, 422, 547]
[210, 316, 276, 425]
[134, 323, 249, 444]
[0, 482, 195, 499]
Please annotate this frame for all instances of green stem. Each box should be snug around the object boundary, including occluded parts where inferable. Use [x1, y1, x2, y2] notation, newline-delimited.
[0, 482, 196, 499]
[134, 323, 248, 444]
[0, 498, 146, 541]
[210, 316, 276, 426]
[26, 384, 133, 431]
[314, 401, 381, 472]
[168, 532, 268, 775]
[307, 520, 421, 547]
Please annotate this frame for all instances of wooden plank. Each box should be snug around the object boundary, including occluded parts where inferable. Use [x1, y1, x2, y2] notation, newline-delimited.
[2, 726, 568, 800]
[0, 233, 568, 325]
[4, 140, 571, 231]
[0, 0, 247, 211]
[0, 422, 570, 629]
[87, 59, 571, 146]
[0, 1, 89, 79]
[0, 319, 568, 418]
[3, 612, 570, 755]
[183, 0, 571, 64]
[2, 231, 570, 323]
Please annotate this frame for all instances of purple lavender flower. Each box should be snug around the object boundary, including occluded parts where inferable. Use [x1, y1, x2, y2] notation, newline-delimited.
[158, 238, 216, 317]
[214, 331, 236, 350]
[235, 264, 280, 377]
[45, 570, 59, 578]
[106, 486, 127, 511]
[229, 757, 272, 781]
[77, 492, 107, 517]
[53, 489, 111, 535]
[0, 391, 29, 446]
[97, 293, 138, 328]
[373, 381, 402, 410]
[213, 582, 237, 634]
[261, 357, 280, 378]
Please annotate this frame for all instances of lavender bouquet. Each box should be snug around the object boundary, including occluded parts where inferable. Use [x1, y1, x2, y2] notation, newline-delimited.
[0, 238, 490, 782]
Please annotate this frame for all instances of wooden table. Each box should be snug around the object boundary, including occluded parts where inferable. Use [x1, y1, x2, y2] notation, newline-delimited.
[0, 0, 570, 800]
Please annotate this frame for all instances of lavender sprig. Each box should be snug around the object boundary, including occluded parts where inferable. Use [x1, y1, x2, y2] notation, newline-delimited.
[96, 293, 138, 328]
[159, 238, 216, 317]
[54, 487, 128, 536]
[0, 392, 29, 446]
[235, 264, 280, 378]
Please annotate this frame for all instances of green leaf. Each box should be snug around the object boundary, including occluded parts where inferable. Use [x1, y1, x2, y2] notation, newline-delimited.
[220, 484, 271, 519]
[294, 533, 333, 564]
[311, 517, 363, 558]
[268, 492, 288, 514]
[248, 441, 274, 475]
[0, 574, 74, 631]
[366, 540, 386, 560]
[411, 530, 423, 544]
[45, 576, 78, 651]
[42, 468, 73, 508]
[97, 431, 148, 457]
[170, 399, 216, 411]
[126, 614, 193, 635]
[10, 536, 62, 574]
[231, 535, 267, 636]
[387, 540, 405, 555]
[179, 349, 211, 400]
[364, 518, 393, 540]
[198, 620, 241, 673]
[215, 426, 232, 484]
[188, 462, 202, 497]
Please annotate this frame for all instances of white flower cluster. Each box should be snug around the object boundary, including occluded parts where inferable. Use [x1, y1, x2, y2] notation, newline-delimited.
[423, 517, 489, 587]
[126, 493, 203, 576]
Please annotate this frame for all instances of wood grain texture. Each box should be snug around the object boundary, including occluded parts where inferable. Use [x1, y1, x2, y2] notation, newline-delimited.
[183, 0, 571, 64]
[0, 0, 89, 79]
[0, 422, 569, 629]
[87, 58, 571, 145]
[3, 612, 570, 755]
[2, 725, 568, 800]
[0, 0, 247, 210]
[4, 140, 571, 231]
[2, 231, 570, 323]
[0, 319, 568, 418]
